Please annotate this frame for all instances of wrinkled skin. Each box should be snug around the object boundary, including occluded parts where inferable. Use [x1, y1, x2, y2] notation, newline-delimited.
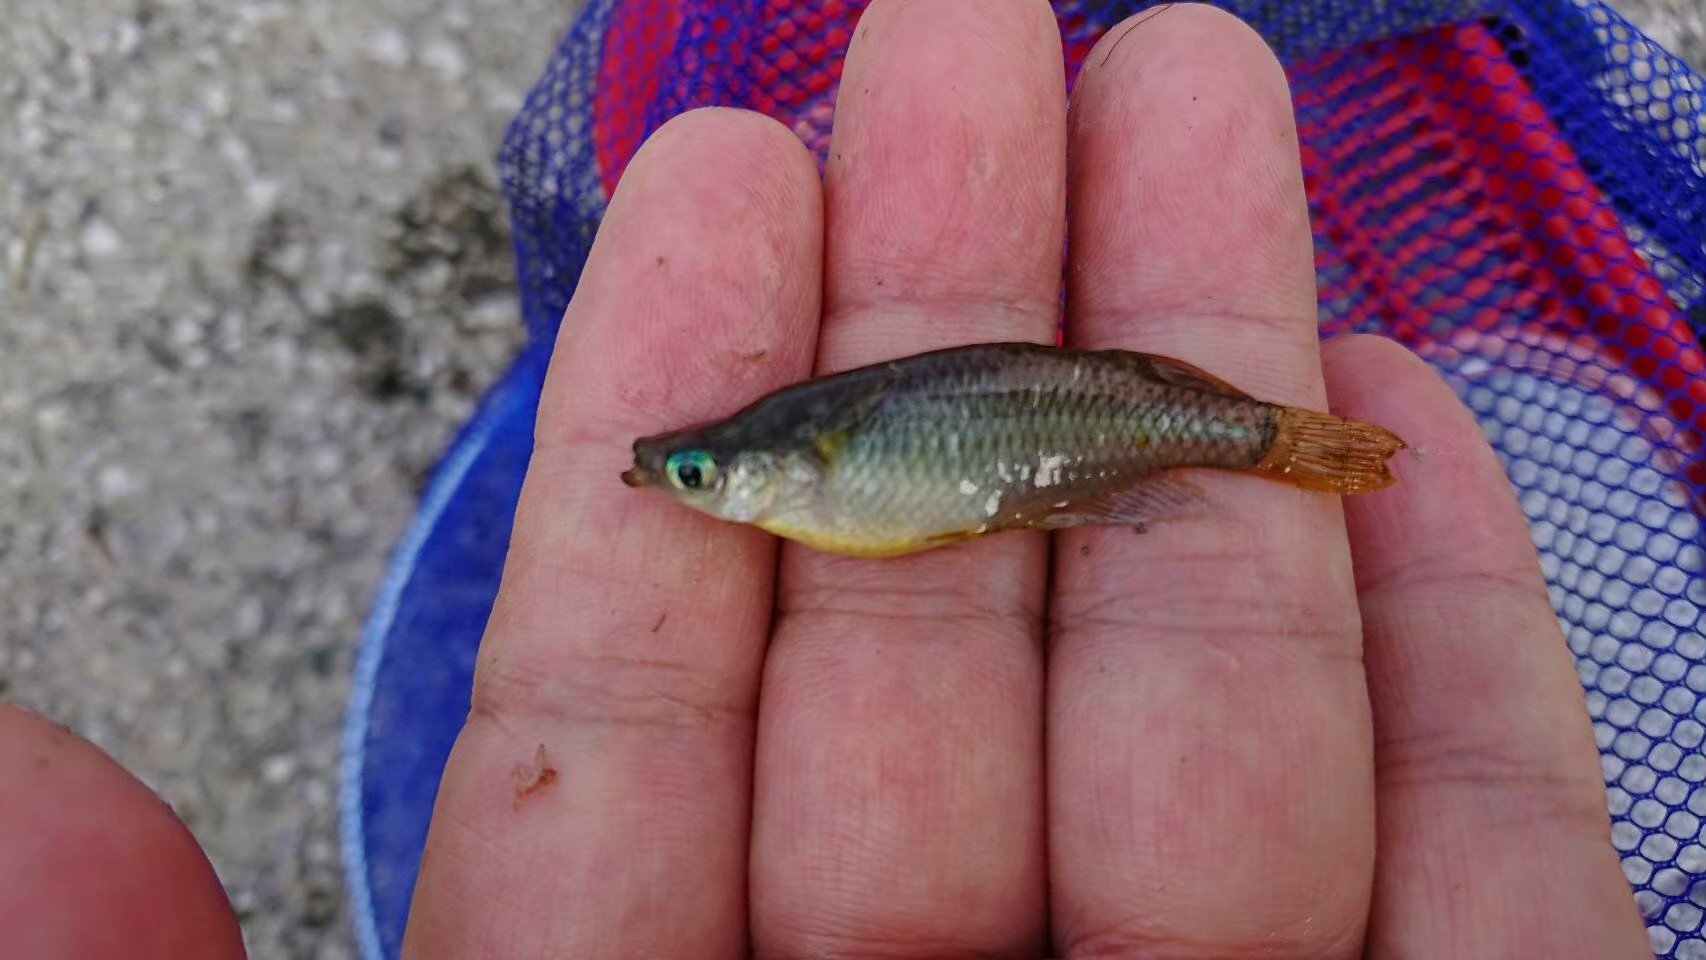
[6, 4, 1646, 959]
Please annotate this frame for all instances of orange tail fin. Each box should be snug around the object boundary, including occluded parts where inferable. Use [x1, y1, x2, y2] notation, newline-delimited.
[1252, 407, 1406, 494]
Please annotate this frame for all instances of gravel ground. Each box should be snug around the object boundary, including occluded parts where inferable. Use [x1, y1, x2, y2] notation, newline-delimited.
[1, 2, 1702, 958]
[1, 1, 570, 956]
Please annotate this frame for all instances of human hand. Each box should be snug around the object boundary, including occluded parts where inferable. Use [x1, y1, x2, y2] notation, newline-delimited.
[0, 5, 1649, 959]
[399, 2, 1648, 957]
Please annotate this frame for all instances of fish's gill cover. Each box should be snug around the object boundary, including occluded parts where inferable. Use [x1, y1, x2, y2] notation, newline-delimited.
[343, 2, 1706, 957]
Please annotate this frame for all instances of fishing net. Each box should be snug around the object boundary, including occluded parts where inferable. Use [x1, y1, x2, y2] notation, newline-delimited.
[341, 2, 1706, 957]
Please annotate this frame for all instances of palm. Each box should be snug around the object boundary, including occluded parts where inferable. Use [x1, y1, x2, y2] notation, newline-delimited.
[404, 3, 1644, 958]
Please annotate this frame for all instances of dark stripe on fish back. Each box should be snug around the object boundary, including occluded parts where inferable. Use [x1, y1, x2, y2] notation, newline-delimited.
[856, 343, 1276, 485]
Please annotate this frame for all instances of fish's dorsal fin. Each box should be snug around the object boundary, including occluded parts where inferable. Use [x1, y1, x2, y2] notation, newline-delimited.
[1018, 472, 1209, 533]
[1140, 354, 1253, 400]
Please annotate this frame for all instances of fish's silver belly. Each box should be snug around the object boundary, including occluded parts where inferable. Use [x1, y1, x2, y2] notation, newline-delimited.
[818, 424, 1000, 541]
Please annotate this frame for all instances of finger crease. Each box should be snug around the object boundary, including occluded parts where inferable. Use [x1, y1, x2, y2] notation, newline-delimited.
[472, 652, 754, 733]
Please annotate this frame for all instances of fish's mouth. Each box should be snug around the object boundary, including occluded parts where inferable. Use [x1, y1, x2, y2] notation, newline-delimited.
[620, 466, 650, 488]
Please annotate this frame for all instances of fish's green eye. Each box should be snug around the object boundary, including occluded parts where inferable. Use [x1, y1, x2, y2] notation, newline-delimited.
[666, 449, 717, 491]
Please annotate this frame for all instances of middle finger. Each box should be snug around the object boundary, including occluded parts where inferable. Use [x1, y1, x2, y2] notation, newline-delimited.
[749, 0, 1065, 955]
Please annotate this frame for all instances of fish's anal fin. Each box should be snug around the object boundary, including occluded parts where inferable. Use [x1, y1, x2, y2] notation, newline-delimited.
[924, 529, 983, 548]
[1141, 354, 1254, 401]
[1027, 473, 1209, 532]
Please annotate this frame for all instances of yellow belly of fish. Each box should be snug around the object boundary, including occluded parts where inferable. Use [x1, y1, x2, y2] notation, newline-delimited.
[754, 516, 982, 558]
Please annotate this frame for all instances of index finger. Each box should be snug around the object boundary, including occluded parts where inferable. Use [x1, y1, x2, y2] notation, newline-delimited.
[402, 107, 822, 959]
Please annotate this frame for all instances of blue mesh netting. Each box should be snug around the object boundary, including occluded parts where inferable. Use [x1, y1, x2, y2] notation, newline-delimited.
[341, 2, 1706, 957]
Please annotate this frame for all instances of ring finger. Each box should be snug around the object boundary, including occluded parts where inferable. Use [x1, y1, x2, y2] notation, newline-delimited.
[1049, 7, 1376, 956]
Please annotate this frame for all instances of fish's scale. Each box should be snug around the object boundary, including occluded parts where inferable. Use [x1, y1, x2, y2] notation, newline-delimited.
[816, 346, 1274, 545]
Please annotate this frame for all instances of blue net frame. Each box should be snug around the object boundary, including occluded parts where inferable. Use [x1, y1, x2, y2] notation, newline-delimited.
[342, 2, 1706, 957]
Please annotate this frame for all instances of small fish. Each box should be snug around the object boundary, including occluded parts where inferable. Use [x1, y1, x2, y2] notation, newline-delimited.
[621, 342, 1405, 557]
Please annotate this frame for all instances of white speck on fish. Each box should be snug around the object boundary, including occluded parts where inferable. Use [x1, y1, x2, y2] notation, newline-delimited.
[983, 490, 1002, 517]
[996, 462, 1011, 482]
[1035, 454, 1065, 488]
[959, 479, 979, 495]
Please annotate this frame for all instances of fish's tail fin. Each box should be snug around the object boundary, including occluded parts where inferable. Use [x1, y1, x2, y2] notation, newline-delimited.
[1253, 406, 1406, 494]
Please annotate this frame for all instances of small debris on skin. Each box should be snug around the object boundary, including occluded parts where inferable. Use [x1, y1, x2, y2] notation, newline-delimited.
[511, 743, 558, 809]
[1080, 544, 1091, 557]
[651, 612, 668, 633]
[1409, 446, 1426, 462]
[739, 350, 768, 362]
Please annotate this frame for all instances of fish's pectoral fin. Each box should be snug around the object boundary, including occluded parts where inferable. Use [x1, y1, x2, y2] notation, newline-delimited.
[811, 368, 898, 464]
[1140, 354, 1254, 400]
[813, 428, 853, 463]
[1025, 473, 1209, 532]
